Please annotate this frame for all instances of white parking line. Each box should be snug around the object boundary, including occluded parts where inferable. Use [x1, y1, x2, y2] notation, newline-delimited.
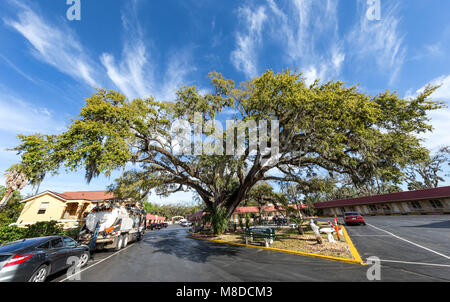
[58, 244, 133, 282]
[367, 223, 450, 260]
[376, 259, 450, 268]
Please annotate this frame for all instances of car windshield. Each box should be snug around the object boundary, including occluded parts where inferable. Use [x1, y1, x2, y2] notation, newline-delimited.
[345, 212, 360, 216]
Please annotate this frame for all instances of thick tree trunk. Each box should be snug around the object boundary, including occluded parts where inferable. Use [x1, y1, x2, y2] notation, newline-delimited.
[258, 205, 263, 224]
[224, 180, 258, 218]
[297, 224, 304, 235]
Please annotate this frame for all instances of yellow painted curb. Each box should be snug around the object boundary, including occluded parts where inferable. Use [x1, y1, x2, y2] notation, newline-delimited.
[341, 226, 365, 265]
[187, 234, 365, 265]
[187, 231, 210, 237]
[187, 231, 239, 237]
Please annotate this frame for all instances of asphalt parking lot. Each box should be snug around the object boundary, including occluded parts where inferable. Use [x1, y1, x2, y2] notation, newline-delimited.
[340, 215, 450, 281]
[48, 215, 449, 282]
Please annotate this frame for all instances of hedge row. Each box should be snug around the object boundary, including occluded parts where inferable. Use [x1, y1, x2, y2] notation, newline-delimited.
[0, 221, 82, 245]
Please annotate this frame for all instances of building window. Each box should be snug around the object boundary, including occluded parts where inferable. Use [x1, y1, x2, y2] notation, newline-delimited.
[368, 205, 377, 212]
[63, 203, 79, 218]
[382, 205, 391, 212]
[410, 201, 423, 210]
[37, 202, 49, 215]
[349, 206, 356, 211]
[429, 200, 443, 209]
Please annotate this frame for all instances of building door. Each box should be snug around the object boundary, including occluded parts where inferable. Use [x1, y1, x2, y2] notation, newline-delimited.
[391, 203, 400, 213]
[360, 205, 369, 215]
[368, 205, 377, 215]
[402, 202, 411, 213]
[382, 204, 391, 215]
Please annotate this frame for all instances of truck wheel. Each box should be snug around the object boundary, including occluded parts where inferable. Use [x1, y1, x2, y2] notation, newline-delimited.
[115, 236, 123, 251]
[123, 235, 129, 247]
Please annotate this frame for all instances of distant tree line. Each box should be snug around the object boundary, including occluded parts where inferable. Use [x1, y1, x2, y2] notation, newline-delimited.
[143, 202, 201, 220]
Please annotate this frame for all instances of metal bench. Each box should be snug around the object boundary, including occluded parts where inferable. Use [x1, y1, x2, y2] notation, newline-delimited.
[243, 227, 276, 247]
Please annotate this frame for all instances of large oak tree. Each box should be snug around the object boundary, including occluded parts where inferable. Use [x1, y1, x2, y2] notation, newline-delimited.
[9, 70, 442, 232]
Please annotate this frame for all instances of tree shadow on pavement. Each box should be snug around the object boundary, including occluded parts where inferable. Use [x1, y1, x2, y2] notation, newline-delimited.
[143, 232, 242, 263]
[403, 220, 450, 229]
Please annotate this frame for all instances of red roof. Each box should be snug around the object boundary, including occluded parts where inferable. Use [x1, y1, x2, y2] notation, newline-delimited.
[314, 186, 450, 209]
[146, 214, 165, 221]
[52, 191, 115, 201]
[234, 206, 260, 213]
[234, 204, 307, 213]
[188, 204, 307, 219]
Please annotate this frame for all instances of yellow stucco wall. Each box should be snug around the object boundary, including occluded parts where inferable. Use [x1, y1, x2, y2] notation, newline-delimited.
[17, 193, 67, 224]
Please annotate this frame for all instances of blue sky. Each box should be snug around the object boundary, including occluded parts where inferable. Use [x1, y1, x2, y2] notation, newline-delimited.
[0, 0, 449, 204]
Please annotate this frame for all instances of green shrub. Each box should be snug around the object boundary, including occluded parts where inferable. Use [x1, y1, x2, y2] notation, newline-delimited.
[0, 221, 83, 245]
[238, 215, 244, 230]
[210, 208, 228, 234]
[0, 225, 27, 244]
[244, 213, 251, 228]
[64, 226, 82, 240]
[25, 221, 64, 238]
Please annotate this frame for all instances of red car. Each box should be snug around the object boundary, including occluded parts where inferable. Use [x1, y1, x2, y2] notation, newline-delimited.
[343, 212, 366, 226]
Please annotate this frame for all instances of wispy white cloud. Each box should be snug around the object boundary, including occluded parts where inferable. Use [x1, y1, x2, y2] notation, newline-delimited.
[232, 0, 407, 86]
[101, 38, 194, 102]
[230, 5, 267, 79]
[101, 1, 194, 100]
[423, 75, 450, 100]
[269, 0, 344, 84]
[406, 74, 450, 151]
[101, 40, 152, 100]
[331, 46, 346, 71]
[0, 93, 66, 135]
[4, 1, 100, 87]
[0, 53, 38, 84]
[268, 0, 339, 61]
[232, 0, 343, 84]
[347, 0, 406, 84]
[420, 109, 450, 151]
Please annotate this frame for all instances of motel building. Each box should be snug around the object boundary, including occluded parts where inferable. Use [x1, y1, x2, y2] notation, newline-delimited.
[146, 214, 166, 225]
[14, 190, 142, 229]
[314, 186, 450, 217]
[230, 204, 308, 224]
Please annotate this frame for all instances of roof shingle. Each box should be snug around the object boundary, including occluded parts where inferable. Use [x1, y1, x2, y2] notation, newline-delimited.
[52, 191, 115, 201]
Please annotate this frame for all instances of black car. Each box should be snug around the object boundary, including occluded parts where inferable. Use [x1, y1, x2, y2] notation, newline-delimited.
[0, 235, 90, 282]
[147, 223, 161, 230]
[272, 216, 288, 225]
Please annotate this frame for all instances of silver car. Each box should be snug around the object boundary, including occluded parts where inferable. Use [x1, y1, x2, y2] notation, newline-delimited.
[0, 235, 90, 282]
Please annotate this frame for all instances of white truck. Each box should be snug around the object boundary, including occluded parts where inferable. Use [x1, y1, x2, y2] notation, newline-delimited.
[79, 205, 146, 251]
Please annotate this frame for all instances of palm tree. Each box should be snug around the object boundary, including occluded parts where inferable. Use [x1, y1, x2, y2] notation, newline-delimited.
[0, 170, 28, 210]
